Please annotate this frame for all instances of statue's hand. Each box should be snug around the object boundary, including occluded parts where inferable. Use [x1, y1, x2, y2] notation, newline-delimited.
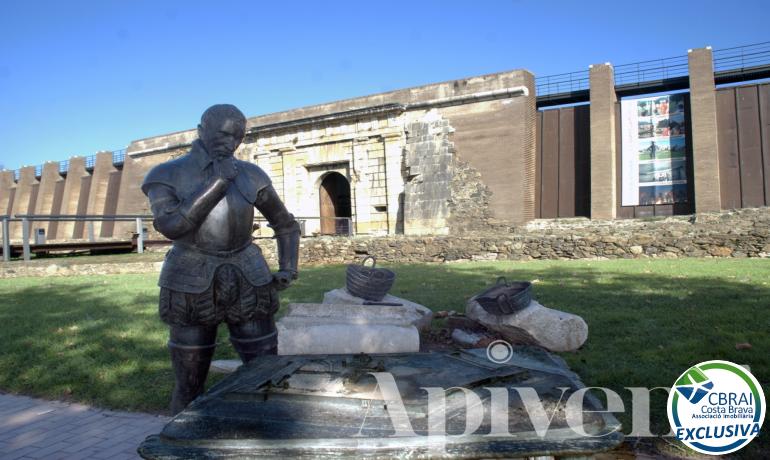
[214, 156, 238, 181]
[272, 270, 296, 291]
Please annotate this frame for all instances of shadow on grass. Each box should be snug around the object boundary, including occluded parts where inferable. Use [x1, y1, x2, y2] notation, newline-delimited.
[0, 260, 767, 454]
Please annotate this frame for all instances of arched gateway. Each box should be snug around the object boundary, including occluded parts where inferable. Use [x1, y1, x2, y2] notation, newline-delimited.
[318, 172, 352, 235]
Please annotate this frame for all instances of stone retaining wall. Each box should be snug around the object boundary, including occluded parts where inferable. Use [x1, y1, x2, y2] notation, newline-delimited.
[284, 207, 770, 264]
[2, 208, 768, 278]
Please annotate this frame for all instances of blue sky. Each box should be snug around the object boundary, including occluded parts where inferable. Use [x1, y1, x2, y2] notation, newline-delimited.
[1, 0, 768, 171]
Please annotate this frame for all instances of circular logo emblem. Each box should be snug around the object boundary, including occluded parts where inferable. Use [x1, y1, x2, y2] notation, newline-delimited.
[668, 360, 765, 455]
[486, 340, 513, 364]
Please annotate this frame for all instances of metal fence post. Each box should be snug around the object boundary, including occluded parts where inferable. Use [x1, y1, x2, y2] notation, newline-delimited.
[136, 218, 144, 254]
[87, 221, 95, 242]
[2, 218, 9, 262]
[21, 218, 30, 261]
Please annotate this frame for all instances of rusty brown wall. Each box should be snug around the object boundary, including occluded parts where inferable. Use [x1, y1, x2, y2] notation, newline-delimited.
[535, 105, 590, 218]
[438, 74, 536, 225]
[716, 83, 770, 210]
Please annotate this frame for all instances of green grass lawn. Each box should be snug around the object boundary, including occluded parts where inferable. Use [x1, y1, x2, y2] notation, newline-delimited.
[0, 258, 768, 454]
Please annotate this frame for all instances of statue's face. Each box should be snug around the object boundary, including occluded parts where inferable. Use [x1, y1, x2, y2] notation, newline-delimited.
[199, 117, 245, 158]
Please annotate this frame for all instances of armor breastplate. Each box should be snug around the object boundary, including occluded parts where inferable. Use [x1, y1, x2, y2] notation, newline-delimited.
[195, 183, 255, 251]
[143, 143, 278, 293]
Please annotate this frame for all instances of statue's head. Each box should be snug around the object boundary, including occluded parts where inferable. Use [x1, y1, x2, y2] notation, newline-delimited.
[198, 104, 247, 158]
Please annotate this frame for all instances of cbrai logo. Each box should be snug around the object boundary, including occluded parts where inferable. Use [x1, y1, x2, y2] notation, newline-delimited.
[668, 360, 765, 455]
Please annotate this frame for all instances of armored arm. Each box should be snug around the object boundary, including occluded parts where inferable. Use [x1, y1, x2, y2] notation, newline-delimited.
[144, 178, 230, 240]
[255, 185, 300, 281]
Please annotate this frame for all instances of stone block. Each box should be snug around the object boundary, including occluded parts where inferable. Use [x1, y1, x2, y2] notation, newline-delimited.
[322, 288, 433, 331]
[210, 359, 242, 374]
[466, 299, 588, 352]
[277, 303, 420, 355]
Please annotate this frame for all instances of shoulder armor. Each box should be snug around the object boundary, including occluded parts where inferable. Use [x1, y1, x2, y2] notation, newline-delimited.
[140, 154, 198, 196]
[234, 161, 272, 203]
[141, 161, 179, 196]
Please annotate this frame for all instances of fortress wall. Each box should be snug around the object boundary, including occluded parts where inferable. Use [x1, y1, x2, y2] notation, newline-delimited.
[125, 69, 535, 236]
[57, 157, 89, 240]
[47, 179, 66, 239]
[0, 171, 14, 217]
[99, 168, 123, 237]
[9, 167, 38, 239]
[84, 152, 117, 237]
[243, 113, 402, 237]
[113, 146, 187, 239]
[433, 72, 536, 225]
[74, 174, 91, 239]
[32, 162, 65, 239]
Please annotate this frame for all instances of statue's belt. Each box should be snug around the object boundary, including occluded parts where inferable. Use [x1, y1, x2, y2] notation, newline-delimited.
[173, 239, 255, 258]
[160, 240, 272, 293]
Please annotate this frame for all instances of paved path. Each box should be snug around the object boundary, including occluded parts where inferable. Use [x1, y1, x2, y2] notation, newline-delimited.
[0, 392, 169, 460]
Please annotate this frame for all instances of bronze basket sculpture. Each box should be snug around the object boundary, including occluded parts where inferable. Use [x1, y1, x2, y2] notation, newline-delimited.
[345, 256, 395, 301]
[475, 277, 532, 316]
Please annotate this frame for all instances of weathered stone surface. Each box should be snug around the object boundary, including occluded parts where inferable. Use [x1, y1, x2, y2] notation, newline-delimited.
[286, 207, 770, 265]
[466, 299, 588, 352]
[404, 111, 454, 235]
[210, 359, 242, 374]
[322, 288, 433, 331]
[277, 303, 420, 355]
[709, 246, 733, 257]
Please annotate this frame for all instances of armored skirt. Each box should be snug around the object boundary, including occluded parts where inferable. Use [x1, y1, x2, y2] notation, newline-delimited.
[159, 264, 278, 327]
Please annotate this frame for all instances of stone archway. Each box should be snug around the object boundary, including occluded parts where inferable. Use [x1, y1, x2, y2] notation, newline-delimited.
[319, 172, 352, 235]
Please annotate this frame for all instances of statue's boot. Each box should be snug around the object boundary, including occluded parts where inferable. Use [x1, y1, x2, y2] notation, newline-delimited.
[168, 343, 216, 415]
[228, 318, 277, 364]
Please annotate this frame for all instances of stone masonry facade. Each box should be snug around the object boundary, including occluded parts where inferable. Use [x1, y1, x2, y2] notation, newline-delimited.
[5, 47, 768, 249]
[106, 69, 535, 242]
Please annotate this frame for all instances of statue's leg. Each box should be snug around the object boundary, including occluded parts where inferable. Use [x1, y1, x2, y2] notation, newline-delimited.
[168, 324, 217, 415]
[228, 318, 277, 363]
[227, 281, 279, 363]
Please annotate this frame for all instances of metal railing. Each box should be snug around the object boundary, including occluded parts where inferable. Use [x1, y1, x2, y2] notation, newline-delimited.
[1, 214, 153, 262]
[535, 70, 590, 98]
[255, 216, 355, 237]
[713, 41, 770, 73]
[614, 54, 690, 87]
[112, 148, 126, 166]
[536, 41, 770, 105]
[2, 214, 357, 262]
[6, 146, 128, 178]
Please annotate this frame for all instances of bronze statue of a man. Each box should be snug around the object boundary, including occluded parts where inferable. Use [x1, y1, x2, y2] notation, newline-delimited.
[142, 104, 299, 414]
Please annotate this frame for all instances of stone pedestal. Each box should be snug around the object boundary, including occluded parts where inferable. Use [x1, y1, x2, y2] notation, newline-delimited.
[277, 303, 420, 355]
[466, 299, 588, 352]
[322, 288, 433, 331]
